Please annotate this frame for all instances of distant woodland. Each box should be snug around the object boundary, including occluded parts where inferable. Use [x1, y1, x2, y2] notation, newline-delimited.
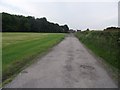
[2, 12, 69, 33]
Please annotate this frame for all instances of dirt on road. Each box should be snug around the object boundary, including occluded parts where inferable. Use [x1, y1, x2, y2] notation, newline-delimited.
[5, 34, 117, 88]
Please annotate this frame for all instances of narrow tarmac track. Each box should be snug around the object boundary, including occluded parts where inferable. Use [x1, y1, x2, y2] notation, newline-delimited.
[6, 34, 117, 88]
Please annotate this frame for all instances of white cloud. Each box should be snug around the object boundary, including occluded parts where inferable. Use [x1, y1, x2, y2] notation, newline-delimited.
[0, 0, 118, 30]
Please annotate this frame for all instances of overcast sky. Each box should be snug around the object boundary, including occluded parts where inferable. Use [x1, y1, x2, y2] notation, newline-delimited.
[0, 0, 119, 30]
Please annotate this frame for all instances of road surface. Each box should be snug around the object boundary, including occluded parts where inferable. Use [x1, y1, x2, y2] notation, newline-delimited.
[5, 34, 117, 88]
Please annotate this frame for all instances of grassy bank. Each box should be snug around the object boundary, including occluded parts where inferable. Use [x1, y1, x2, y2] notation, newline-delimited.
[2, 33, 65, 82]
[75, 31, 120, 70]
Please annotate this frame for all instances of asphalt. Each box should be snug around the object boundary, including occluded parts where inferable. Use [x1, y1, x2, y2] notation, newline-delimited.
[5, 34, 117, 88]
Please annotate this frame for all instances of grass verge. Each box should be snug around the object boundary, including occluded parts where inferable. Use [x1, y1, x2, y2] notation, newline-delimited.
[75, 30, 120, 83]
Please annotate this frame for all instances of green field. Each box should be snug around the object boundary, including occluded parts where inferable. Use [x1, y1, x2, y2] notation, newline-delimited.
[75, 31, 120, 70]
[2, 33, 65, 82]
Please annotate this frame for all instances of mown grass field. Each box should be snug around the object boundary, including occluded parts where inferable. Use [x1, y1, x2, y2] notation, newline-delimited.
[2, 33, 65, 82]
[75, 31, 120, 70]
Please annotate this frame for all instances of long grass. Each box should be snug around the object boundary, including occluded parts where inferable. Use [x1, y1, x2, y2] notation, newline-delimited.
[75, 31, 120, 70]
[2, 33, 65, 82]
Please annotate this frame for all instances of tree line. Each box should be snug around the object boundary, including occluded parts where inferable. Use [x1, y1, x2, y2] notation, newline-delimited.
[104, 27, 120, 31]
[2, 12, 69, 33]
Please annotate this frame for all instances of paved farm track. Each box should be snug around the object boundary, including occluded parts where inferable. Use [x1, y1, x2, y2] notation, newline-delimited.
[6, 34, 117, 88]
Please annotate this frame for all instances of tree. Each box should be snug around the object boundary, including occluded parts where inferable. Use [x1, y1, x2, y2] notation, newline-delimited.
[2, 12, 69, 33]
